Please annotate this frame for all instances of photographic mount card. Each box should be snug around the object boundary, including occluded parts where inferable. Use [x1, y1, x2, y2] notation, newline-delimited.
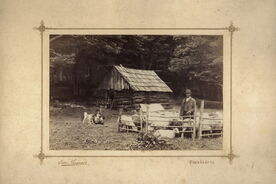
[34, 21, 239, 164]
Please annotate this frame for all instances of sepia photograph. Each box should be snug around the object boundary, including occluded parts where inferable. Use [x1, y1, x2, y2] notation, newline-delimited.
[2, 0, 276, 183]
[49, 34, 224, 151]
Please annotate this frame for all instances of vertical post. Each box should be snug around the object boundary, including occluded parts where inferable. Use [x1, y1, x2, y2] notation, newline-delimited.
[118, 108, 123, 132]
[192, 113, 196, 141]
[193, 102, 198, 140]
[139, 108, 143, 133]
[146, 104, 149, 133]
[198, 100, 205, 140]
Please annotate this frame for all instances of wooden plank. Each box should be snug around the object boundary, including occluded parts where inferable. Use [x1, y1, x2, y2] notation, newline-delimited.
[117, 108, 123, 132]
[192, 114, 196, 141]
[201, 133, 223, 136]
[139, 108, 143, 133]
[202, 118, 223, 120]
[146, 104, 149, 133]
[201, 128, 223, 131]
[148, 120, 178, 122]
[150, 125, 194, 128]
[147, 115, 181, 118]
[179, 131, 194, 133]
[198, 100, 205, 140]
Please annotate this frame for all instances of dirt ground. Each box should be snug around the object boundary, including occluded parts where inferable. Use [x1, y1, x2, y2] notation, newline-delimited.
[49, 103, 223, 150]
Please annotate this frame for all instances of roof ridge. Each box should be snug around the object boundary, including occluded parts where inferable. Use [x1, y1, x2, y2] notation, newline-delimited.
[115, 65, 155, 72]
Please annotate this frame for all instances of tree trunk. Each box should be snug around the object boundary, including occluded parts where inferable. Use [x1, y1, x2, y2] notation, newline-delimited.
[140, 55, 146, 69]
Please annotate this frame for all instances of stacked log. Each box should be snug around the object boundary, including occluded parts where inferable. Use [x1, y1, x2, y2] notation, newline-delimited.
[132, 92, 172, 110]
[113, 91, 133, 110]
[92, 90, 172, 111]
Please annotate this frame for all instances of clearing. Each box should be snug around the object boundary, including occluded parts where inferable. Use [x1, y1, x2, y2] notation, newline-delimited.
[49, 102, 223, 150]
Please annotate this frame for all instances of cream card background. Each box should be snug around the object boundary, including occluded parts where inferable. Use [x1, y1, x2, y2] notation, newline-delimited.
[0, 0, 275, 184]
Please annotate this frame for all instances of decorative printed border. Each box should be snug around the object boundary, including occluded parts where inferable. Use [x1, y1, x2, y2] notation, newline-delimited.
[34, 21, 239, 164]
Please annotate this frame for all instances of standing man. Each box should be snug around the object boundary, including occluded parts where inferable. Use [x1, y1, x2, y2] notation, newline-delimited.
[180, 89, 196, 118]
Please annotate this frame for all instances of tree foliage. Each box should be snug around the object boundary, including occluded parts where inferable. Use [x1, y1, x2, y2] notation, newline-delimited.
[50, 34, 223, 100]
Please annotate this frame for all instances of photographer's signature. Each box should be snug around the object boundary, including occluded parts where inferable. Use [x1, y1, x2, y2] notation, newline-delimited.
[58, 159, 88, 166]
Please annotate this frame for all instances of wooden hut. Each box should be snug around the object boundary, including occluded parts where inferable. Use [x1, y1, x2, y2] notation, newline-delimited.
[97, 65, 173, 110]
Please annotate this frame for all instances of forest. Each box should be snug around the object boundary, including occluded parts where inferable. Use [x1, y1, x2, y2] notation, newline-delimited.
[50, 34, 223, 102]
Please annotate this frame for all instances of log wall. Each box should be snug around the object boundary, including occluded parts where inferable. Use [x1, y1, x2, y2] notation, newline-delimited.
[113, 91, 171, 111]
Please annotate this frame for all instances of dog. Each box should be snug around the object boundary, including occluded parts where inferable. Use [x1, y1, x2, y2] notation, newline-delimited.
[82, 112, 93, 124]
[82, 110, 104, 125]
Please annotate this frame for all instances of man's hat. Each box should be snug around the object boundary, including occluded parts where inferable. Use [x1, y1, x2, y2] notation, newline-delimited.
[185, 89, 192, 94]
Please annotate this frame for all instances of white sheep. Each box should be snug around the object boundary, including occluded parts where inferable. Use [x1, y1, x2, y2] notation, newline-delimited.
[153, 128, 179, 139]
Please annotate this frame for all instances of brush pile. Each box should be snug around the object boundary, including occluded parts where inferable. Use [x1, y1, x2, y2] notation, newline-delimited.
[128, 132, 178, 150]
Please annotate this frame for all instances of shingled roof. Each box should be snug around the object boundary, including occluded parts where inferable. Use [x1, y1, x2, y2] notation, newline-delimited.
[114, 65, 172, 92]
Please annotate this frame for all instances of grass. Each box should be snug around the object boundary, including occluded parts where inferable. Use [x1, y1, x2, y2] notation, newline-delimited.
[49, 103, 222, 150]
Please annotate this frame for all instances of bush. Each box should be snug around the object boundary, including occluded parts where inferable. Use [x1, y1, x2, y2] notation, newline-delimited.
[128, 132, 179, 150]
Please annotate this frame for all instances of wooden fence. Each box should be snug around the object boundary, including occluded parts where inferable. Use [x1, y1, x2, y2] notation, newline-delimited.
[197, 100, 223, 139]
[118, 101, 223, 140]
